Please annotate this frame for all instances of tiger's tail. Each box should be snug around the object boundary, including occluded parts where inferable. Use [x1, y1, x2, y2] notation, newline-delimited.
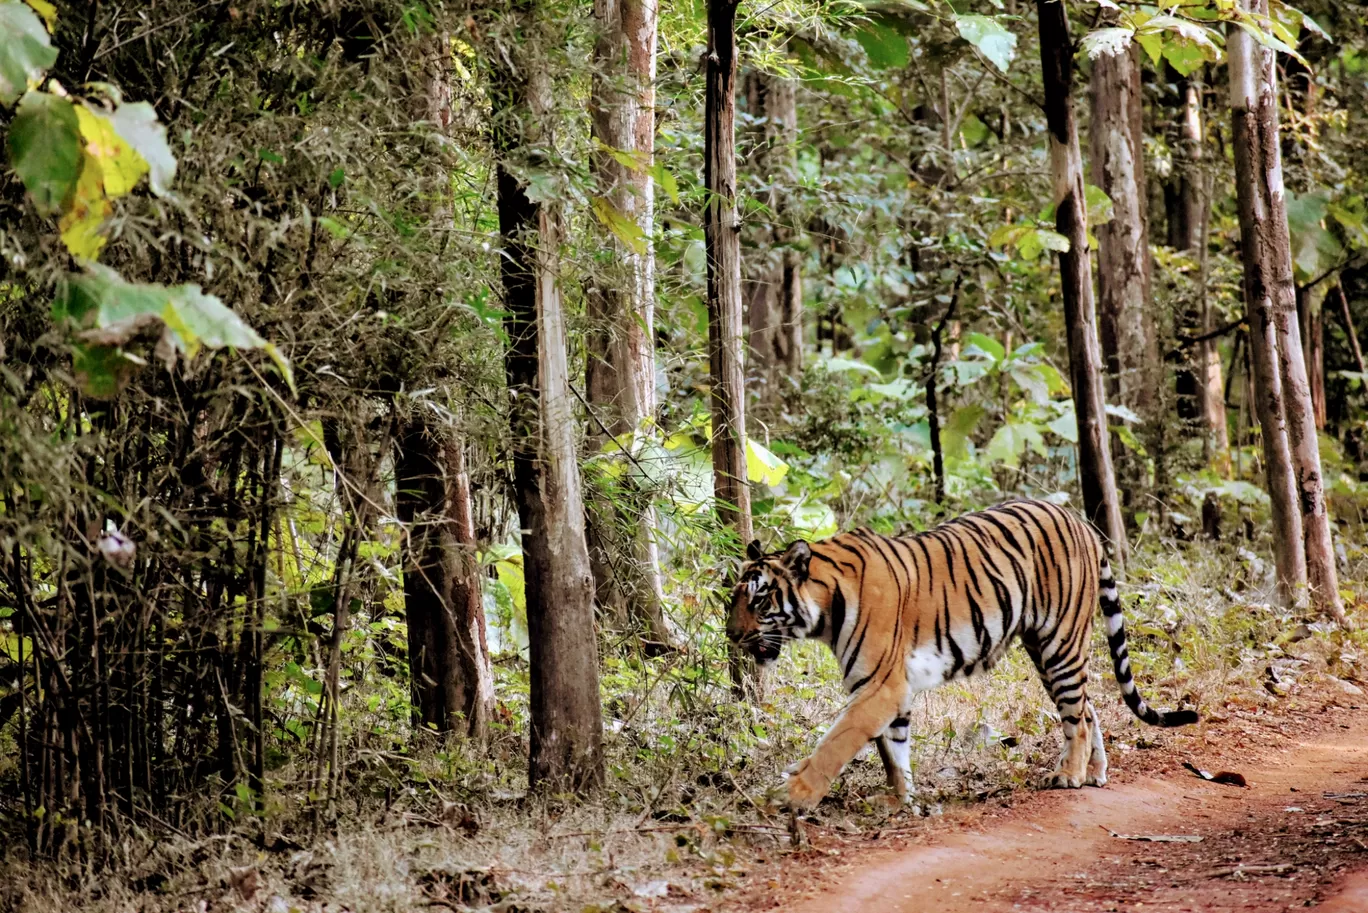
[1099, 560, 1199, 728]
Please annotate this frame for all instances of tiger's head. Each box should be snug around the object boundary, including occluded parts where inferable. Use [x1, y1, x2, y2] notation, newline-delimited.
[725, 539, 819, 666]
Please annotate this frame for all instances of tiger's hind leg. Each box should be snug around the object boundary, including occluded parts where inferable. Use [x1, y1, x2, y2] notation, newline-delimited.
[1023, 635, 1093, 789]
[873, 714, 914, 803]
[1085, 699, 1108, 787]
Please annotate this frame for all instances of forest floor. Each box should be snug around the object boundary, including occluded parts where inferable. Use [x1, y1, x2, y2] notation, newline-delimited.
[726, 681, 1368, 913]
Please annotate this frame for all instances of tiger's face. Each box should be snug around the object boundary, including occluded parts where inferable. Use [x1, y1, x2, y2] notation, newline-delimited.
[725, 539, 815, 667]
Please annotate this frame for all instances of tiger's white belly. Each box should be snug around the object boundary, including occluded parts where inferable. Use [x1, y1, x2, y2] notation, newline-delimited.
[905, 644, 960, 692]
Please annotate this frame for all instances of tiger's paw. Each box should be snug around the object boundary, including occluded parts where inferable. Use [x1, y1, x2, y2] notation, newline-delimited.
[1044, 771, 1084, 789]
[782, 759, 829, 809]
[1085, 771, 1108, 787]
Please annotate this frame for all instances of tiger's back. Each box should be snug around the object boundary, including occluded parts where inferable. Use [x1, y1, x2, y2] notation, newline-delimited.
[727, 498, 1196, 808]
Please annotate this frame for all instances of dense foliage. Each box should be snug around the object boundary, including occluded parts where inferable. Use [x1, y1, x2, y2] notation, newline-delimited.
[0, 0, 1367, 895]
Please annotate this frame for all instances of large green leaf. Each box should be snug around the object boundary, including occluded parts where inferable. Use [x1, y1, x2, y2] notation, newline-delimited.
[7, 89, 79, 214]
[853, 19, 909, 70]
[986, 420, 1045, 467]
[0, 0, 56, 106]
[54, 264, 295, 391]
[956, 15, 1017, 73]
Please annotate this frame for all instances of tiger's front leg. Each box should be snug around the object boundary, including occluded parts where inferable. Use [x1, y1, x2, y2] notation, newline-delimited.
[784, 684, 902, 809]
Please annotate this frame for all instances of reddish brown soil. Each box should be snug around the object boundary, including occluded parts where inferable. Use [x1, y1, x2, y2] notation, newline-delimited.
[725, 691, 1368, 912]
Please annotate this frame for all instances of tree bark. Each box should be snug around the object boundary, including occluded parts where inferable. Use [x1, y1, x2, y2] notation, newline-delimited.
[704, 0, 752, 547]
[743, 70, 803, 403]
[1228, 8, 1330, 615]
[586, 0, 674, 650]
[1297, 285, 1327, 429]
[1197, 165, 1232, 474]
[1036, 0, 1128, 568]
[396, 421, 494, 739]
[1089, 25, 1156, 520]
[490, 4, 605, 791]
[706, 0, 759, 694]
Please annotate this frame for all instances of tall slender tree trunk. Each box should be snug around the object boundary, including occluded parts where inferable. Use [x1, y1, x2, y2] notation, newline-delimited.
[1298, 285, 1327, 429]
[744, 71, 803, 404]
[1228, 7, 1338, 617]
[1168, 73, 1206, 428]
[706, 0, 758, 693]
[1197, 166, 1232, 474]
[396, 422, 494, 738]
[1036, 0, 1128, 568]
[490, 5, 605, 790]
[586, 0, 674, 650]
[1089, 26, 1156, 524]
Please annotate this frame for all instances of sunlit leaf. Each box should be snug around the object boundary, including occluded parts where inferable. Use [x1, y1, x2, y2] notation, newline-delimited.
[1047, 409, 1078, 443]
[986, 420, 1045, 467]
[820, 355, 882, 377]
[591, 195, 648, 255]
[23, 0, 54, 31]
[7, 89, 79, 214]
[75, 104, 148, 199]
[1079, 27, 1134, 60]
[0, 0, 57, 105]
[956, 15, 1017, 73]
[746, 438, 789, 487]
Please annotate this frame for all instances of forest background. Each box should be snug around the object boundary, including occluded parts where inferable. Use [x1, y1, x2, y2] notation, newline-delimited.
[2, 0, 1368, 909]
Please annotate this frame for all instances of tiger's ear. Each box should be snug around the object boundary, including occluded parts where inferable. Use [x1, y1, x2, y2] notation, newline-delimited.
[746, 538, 764, 562]
[783, 540, 812, 580]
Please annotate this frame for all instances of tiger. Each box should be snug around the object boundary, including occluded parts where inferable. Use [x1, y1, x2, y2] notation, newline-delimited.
[725, 497, 1198, 809]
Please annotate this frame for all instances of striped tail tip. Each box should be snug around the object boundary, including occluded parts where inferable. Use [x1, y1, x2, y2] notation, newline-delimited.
[1157, 708, 1199, 728]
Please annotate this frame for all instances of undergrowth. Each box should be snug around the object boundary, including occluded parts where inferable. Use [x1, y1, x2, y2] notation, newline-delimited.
[5, 534, 1367, 913]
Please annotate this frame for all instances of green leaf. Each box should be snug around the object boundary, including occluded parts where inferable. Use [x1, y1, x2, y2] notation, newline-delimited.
[986, 420, 1045, 467]
[942, 404, 985, 460]
[1047, 409, 1078, 443]
[1009, 363, 1052, 404]
[650, 163, 680, 205]
[53, 264, 294, 390]
[821, 355, 883, 377]
[7, 89, 79, 214]
[0, 0, 57, 106]
[107, 101, 177, 197]
[962, 331, 1005, 362]
[853, 19, 909, 70]
[591, 195, 648, 255]
[1135, 31, 1164, 64]
[328, 166, 346, 189]
[956, 15, 1017, 73]
[71, 343, 140, 399]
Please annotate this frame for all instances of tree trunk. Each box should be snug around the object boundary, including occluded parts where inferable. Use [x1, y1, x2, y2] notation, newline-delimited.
[396, 421, 494, 739]
[706, 0, 759, 693]
[490, 4, 605, 791]
[1036, 0, 1128, 568]
[1298, 285, 1327, 429]
[743, 71, 803, 403]
[1228, 8, 1322, 614]
[586, 0, 674, 650]
[1197, 164, 1232, 475]
[1089, 26, 1155, 523]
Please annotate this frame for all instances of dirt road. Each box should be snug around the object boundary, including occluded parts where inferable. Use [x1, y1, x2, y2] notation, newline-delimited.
[729, 692, 1368, 912]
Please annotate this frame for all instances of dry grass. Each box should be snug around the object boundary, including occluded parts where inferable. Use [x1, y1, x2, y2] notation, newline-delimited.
[5, 535, 1368, 913]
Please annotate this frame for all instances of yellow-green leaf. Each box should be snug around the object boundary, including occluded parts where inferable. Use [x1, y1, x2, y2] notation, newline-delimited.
[591, 195, 648, 255]
[746, 438, 789, 487]
[23, 0, 54, 31]
[58, 152, 111, 260]
[75, 104, 148, 199]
